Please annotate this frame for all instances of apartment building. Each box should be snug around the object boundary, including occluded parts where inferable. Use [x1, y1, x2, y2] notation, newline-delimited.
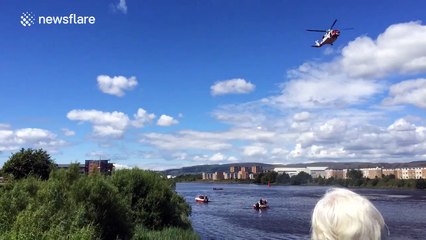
[251, 165, 263, 174]
[325, 167, 426, 180]
[325, 169, 345, 179]
[213, 172, 224, 180]
[360, 167, 382, 179]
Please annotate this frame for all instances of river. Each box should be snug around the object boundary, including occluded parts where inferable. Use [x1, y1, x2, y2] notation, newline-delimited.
[176, 183, 426, 240]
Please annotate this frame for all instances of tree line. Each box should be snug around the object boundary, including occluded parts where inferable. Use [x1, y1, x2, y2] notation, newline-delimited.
[254, 169, 426, 189]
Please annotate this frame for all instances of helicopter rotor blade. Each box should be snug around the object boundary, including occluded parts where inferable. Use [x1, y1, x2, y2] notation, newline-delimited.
[306, 29, 327, 32]
[330, 19, 337, 29]
[341, 27, 354, 31]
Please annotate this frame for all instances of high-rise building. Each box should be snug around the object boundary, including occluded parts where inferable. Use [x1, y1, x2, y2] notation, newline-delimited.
[251, 165, 263, 174]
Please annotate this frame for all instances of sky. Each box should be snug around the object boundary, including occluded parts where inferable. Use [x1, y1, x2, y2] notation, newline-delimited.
[1, 0, 426, 170]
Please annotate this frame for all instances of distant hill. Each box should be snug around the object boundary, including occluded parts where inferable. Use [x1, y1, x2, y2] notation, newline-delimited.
[163, 161, 426, 176]
[163, 162, 275, 176]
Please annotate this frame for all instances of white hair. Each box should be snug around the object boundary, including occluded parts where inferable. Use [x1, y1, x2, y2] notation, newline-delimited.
[311, 188, 387, 240]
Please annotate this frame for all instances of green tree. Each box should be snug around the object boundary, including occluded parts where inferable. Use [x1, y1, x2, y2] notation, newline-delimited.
[254, 173, 263, 184]
[415, 178, 426, 189]
[2, 148, 55, 180]
[290, 171, 312, 185]
[276, 173, 290, 184]
[346, 169, 363, 179]
[259, 171, 277, 184]
[173, 174, 202, 182]
[346, 169, 364, 186]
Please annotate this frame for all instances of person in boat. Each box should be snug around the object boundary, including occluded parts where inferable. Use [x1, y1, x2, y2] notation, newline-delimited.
[259, 198, 263, 205]
[205, 196, 209, 202]
[311, 188, 388, 240]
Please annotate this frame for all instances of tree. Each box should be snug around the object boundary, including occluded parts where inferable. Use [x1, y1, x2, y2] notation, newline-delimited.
[290, 171, 312, 185]
[2, 148, 55, 180]
[346, 169, 364, 186]
[416, 178, 426, 189]
[347, 169, 363, 180]
[276, 173, 290, 184]
[258, 171, 278, 184]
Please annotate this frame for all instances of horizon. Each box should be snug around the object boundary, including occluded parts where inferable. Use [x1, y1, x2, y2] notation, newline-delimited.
[1, 1, 426, 171]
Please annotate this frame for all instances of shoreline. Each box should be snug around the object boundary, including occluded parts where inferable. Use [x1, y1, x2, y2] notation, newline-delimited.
[175, 180, 426, 190]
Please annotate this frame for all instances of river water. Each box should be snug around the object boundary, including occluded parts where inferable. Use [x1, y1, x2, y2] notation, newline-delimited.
[176, 183, 426, 240]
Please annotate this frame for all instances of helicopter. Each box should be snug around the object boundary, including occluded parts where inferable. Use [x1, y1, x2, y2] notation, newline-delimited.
[307, 19, 352, 48]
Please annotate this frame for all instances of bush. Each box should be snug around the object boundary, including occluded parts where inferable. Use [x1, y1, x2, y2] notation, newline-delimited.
[416, 178, 426, 189]
[0, 166, 195, 239]
[111, 169, 192, 230]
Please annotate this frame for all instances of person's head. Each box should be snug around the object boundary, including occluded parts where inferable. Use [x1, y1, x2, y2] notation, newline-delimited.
[311, 188, 388, 240]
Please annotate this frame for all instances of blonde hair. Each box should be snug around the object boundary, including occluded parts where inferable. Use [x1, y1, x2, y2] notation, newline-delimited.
[311, 188, 387, 240]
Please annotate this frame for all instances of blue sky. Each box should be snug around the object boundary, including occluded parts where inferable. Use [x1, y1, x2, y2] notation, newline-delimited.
[1, 0, 426, 170]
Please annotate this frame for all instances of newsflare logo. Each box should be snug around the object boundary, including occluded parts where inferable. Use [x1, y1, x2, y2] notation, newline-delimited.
[20, 12, 96, 27]
[20, 12, 36, 27]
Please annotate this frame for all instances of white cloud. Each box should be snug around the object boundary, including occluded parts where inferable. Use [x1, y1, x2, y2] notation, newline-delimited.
[132, 108, 156, 127]
[307, 145, 349, 159]
[209, 152, 226, 161]
[61, 128, 75, 136]
[113, 163, 131, 169]
[97, 75, 137, 97]
[388, 118, 416, 132]
[317, 119, 347, 139]
[203, 152, 236, 162]
[86, 150, 108, 159]
[157, 115, 179, 127]
[212, 102, 267, 128]
[243, 145, 267, 157]
[67, 109, 130, 138]
[293, 111, 311, 122]
[140, 127, 279, 154]
[289, 143, 303, 158]
[111, 0, 127, 14]
[141, 132, 232, 151]
[383, 78, 426, 108]
[15, 128, 53, 140]
[271, 148, 289, 159]
[172, 152, 189, 161]
[289, 117, 426, 161]
[211, 78, 255, 96]
[0, 128, 65, 152]
[269, 62, 383, 108]
[341, 21, 426, 78]
[67, 108, 155, 139]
